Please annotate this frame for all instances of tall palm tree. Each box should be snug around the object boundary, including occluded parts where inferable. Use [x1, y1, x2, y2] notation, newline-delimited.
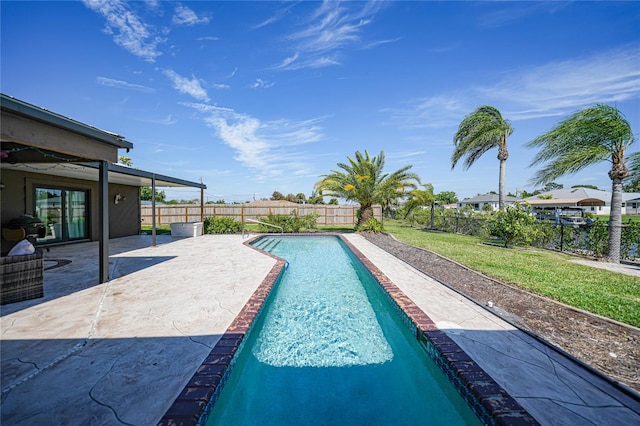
[527, 104, 635, 264]
[403, 184, 435, 228]
[452, 105, 513, 211]
[315, 150, 420, 228]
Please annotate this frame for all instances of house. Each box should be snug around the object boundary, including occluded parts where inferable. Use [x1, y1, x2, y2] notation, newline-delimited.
[627, 196, 640, 215]
[523, 187, 640, 216]
[457, 193, 518, 211]
[1, 94, 206, 282]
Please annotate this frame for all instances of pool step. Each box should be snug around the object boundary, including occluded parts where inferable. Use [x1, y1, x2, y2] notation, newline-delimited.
[255, 238, 280, 252]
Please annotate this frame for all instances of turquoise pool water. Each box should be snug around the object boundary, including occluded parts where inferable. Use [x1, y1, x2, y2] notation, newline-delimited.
[207, 236, 482, 425]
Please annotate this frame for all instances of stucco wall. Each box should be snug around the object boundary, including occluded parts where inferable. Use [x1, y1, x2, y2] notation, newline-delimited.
[1, 169, 141, 253]
[109, 184, 141, 238]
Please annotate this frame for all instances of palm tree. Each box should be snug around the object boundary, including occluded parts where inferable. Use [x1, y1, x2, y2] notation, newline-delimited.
[527, 104, 635, 264]
[315, 150, 420, 228]
[624, 152, 640, 192]
[403, 184, 435, 228]
[452, 105, 513, 211]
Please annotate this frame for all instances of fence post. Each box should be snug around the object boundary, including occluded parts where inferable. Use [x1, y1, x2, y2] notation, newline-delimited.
[200, 188, 204, 222]
[560, 223, 564, 252]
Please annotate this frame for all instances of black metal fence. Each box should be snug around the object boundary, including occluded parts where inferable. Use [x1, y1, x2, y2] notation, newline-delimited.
[406, 210, 640, 264]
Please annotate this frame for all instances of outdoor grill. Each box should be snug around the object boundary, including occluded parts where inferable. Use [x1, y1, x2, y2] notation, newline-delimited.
[5, 215, 46, 240]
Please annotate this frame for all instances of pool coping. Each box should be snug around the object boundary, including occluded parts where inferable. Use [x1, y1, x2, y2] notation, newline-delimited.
[159, 234, 539, 426]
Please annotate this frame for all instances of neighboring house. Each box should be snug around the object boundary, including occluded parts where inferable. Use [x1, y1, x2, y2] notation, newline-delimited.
[457, 193, 518, 211]
[624, 196, 640, 215]
[1, 94, 205, 282]
[523, 187, 640, 216]
[441, 203, 459, 210]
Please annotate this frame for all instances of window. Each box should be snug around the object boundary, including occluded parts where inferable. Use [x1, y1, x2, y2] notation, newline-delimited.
[34, 186, 89, 243]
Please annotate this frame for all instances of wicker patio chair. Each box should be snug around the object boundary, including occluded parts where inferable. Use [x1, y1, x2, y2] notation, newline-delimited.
[0, 251, 44, 305]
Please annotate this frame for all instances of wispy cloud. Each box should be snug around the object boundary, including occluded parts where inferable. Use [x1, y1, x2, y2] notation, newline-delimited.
[197, 36, 220, 42]
[250, 78, 275, 89]
[163, 69, 210, 102]
[96, 76, 155, 93]
[477, 2, 568, 29]
[139, 114, 177, 125]
[82, 0, 164, 62]
[385, 46, 640, 127]
[382, 95, 469, 129]
[363, 37, 402, 50]
[253, 2, 298, 30]
[480, 46, 640, 120]
[185, 103, 324, 180]
[210, 83, 230, 90]
[275, 0, 385, 70]
[172, 4, 210, 26]
[386, 150, 427, 160]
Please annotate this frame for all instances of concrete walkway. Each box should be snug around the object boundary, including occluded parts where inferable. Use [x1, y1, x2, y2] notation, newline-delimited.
[1, 234, 639, 425]
[569, 258, 640, 277]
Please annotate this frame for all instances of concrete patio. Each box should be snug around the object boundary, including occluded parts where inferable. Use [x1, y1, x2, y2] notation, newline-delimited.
[1, 234, 639, 425]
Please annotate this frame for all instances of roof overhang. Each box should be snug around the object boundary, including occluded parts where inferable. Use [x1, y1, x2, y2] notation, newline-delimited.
[1, 94, 133, 151]
[1, 162, 206, 189]
[525, 197, 605, 207]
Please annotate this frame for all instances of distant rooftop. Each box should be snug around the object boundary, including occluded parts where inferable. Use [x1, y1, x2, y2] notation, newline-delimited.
[460, 193, 518, 203]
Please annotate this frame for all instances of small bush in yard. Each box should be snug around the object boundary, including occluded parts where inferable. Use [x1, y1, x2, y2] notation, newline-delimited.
[204, 216, 242, 234]
[357, 218, 384, 233]
[259, 211, 320, 233]
[487, 204, 538, 248]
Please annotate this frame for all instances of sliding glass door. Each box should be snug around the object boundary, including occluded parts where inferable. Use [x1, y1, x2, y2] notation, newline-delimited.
[35, 186, 89, 243]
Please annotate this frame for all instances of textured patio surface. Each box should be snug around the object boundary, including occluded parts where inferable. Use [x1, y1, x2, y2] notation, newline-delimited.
[1, 233, 638, 425]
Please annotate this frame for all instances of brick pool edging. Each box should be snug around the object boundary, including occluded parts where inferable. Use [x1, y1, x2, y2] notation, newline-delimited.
[159, 233, 539, 426]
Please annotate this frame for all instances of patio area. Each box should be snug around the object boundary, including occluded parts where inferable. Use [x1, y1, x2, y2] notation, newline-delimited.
[1, 233, 639, 424]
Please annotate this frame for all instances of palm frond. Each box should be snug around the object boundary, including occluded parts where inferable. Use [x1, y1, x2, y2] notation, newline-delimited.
[452, 105, 511, 170]
[527, 104, 635, 185]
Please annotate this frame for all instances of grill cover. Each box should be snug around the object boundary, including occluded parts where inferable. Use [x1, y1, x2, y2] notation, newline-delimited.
[6, 215, 46, 238]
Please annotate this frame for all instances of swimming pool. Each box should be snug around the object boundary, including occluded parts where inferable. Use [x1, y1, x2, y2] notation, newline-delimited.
[159, 234, 536, 425]
[208, 236, 481, 425]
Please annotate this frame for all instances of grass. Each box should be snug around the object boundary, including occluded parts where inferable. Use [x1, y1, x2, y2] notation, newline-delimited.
[383, 220, 640, 328]
[591, 215, 640, 224]
[141, 224, 171, 235]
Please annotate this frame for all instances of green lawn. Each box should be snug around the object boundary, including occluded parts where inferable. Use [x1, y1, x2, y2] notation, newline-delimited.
[591, 215, 640, 224]
[383, 220, 640, 328]
[141, 224, 171, 235]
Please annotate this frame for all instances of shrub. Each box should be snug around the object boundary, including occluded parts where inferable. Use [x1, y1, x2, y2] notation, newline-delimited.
[258, 211, 320, 233]
[204, 216, 242, 234]
[486, 204, 537, 248]
[357, 218, 383, 233]
[621, 222, 640, 260]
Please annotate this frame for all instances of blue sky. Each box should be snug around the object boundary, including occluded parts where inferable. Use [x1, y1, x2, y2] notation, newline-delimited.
[2, 1, 639, 203]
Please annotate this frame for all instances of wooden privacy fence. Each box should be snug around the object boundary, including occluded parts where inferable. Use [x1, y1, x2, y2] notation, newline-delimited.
[140, 204, 382, 227]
